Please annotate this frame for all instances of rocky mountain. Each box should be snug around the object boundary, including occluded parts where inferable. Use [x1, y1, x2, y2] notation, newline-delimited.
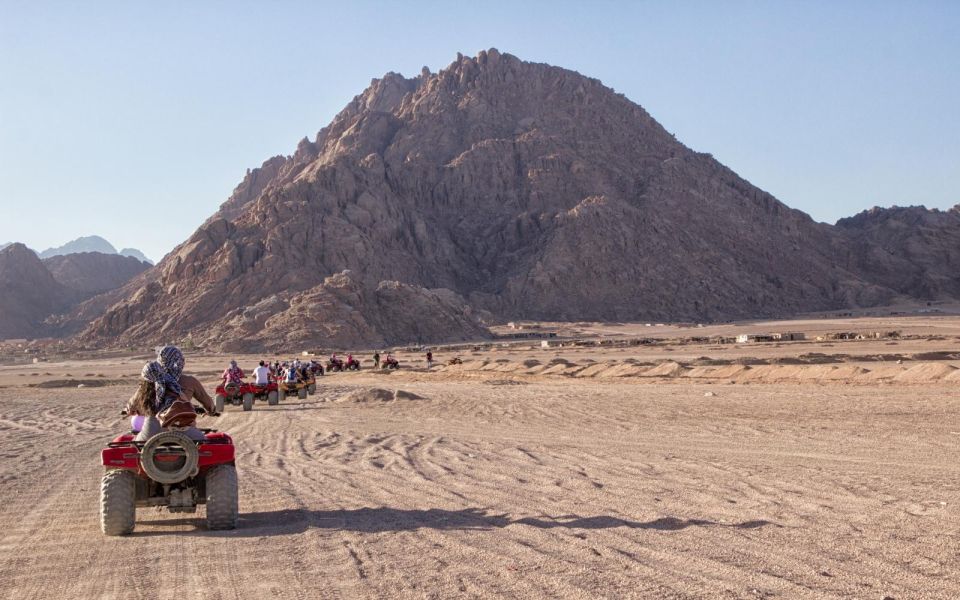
[38, 235, 152, 264]
[78, 49, 957, 349]
[836, 205, 960, 299]
[42, 252, 151, 299]
[0, 244, 74, 339]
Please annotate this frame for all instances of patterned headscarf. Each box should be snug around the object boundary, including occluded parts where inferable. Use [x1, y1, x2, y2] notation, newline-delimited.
[141, 360, 183, 413]
[158, 345, 185, 381]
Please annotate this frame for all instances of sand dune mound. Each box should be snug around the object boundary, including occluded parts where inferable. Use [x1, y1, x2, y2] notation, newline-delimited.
[893, 363, 958, 383]
[642, 361, 686, 378]
[339, 388, 426, 403]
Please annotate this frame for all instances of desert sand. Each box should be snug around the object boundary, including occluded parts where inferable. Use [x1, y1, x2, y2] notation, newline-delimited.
[1, 316, 959, 599]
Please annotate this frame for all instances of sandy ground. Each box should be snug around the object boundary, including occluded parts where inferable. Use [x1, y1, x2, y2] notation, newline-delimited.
[2, 319, 960, 598]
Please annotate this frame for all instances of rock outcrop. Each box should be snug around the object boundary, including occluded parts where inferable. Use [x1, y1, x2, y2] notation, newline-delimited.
[836, 205, 960, 299]
[42, 252, 151, 299]
[0, 244, 74, 339]
[76, 49, 958, 348]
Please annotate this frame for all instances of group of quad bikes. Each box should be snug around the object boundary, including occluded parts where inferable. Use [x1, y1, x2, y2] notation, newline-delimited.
[99, 354, 403, 536]
[213, 366, 320, 412]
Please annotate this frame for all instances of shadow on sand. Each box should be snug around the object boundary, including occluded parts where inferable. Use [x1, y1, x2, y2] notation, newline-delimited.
[136, 507, 777, 538]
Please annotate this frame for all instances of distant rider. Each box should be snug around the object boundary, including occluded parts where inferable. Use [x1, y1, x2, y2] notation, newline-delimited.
[254, 360, 271, 385]
[221, 360, 245, 385]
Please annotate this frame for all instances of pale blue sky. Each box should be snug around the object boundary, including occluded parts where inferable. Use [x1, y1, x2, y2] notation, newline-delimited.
[1, 1, 957, 261]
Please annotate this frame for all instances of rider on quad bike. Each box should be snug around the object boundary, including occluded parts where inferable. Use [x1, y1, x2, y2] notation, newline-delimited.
[278, 361, 309, 400]
[327, 353, 345, 372]
[126, 346, 217, 441]
[215, 359, 250, 411]
[381, 353, 400, 369]
[102, 352, 236, 535]
[345, 353, 361, 371]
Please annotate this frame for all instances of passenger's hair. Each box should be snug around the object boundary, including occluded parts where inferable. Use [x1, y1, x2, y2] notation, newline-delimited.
[259, 360, 264, 366]
[131, 380, 158, 416]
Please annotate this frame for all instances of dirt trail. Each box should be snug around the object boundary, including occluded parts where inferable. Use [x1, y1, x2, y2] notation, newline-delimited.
[1, 373, 959, 599]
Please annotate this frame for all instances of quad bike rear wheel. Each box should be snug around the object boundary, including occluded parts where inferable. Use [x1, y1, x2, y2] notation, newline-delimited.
[215, 394, 226, 413]
[308, 383, 316, 394]
[242, 393, 254, 412]
[140, 431, 199, 484]
[205, 464, 238, 530]
[267, 390, 279, 406]
[100, 469, 136, 536]
[297, 387, 308, 400]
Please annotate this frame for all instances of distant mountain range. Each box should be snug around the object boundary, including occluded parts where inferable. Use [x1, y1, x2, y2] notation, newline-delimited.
[36, 236, 153, 264]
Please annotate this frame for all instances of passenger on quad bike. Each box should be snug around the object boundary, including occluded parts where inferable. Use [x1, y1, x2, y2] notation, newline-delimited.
[221, 360, 245, 385]
[127, 360, 217, 442]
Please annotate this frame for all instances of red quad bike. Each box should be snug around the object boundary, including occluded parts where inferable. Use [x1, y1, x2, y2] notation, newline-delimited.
[100, 408, 238, 535]
[381, 357, 400, 370]
[247, 381, 280, 407]
[344, 358, 361, 371]
[215, 381, 253, 412]
[326, 358, 345, 372]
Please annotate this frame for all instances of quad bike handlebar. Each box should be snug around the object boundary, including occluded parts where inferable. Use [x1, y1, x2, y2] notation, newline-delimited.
[120, 406, 220, 417]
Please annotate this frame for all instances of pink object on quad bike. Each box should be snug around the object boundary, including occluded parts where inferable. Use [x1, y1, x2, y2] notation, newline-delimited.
[99, 408, 238, 535]
[130, 415, 145, 432]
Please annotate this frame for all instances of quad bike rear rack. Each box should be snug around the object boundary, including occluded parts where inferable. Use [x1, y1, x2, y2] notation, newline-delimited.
[108, 429, 229, 449]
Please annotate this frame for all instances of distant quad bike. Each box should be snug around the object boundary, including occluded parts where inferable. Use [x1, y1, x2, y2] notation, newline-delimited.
[344, 357, 361, 371]
[381, 357, 400, 370]
[278, 379, 309, 400]
[248, 381, 280, 406]
[448, 357, 463, 365]
[215, 381, 254, 412]
[309, 362, 324, 377]
[100, 408, 238, 535]
[327, 358, 345, 372]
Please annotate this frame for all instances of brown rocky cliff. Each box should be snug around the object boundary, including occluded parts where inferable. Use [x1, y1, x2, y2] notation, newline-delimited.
[43, 252, 150, 299]
[0, 243, 75, 338]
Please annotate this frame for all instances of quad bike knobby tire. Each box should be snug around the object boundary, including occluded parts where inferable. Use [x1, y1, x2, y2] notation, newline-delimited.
[297, 387, 308, 400]
[242, 392, 254, 412]
[100, 469, 136, 536]
[215, 394, 226, 413]
[308, 383, 317, 394]
[205, 464, 238, 530]
[267, 390, 279, 406]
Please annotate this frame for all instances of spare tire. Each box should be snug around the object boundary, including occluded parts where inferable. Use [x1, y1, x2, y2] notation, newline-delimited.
[140, 431, 199, 484]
